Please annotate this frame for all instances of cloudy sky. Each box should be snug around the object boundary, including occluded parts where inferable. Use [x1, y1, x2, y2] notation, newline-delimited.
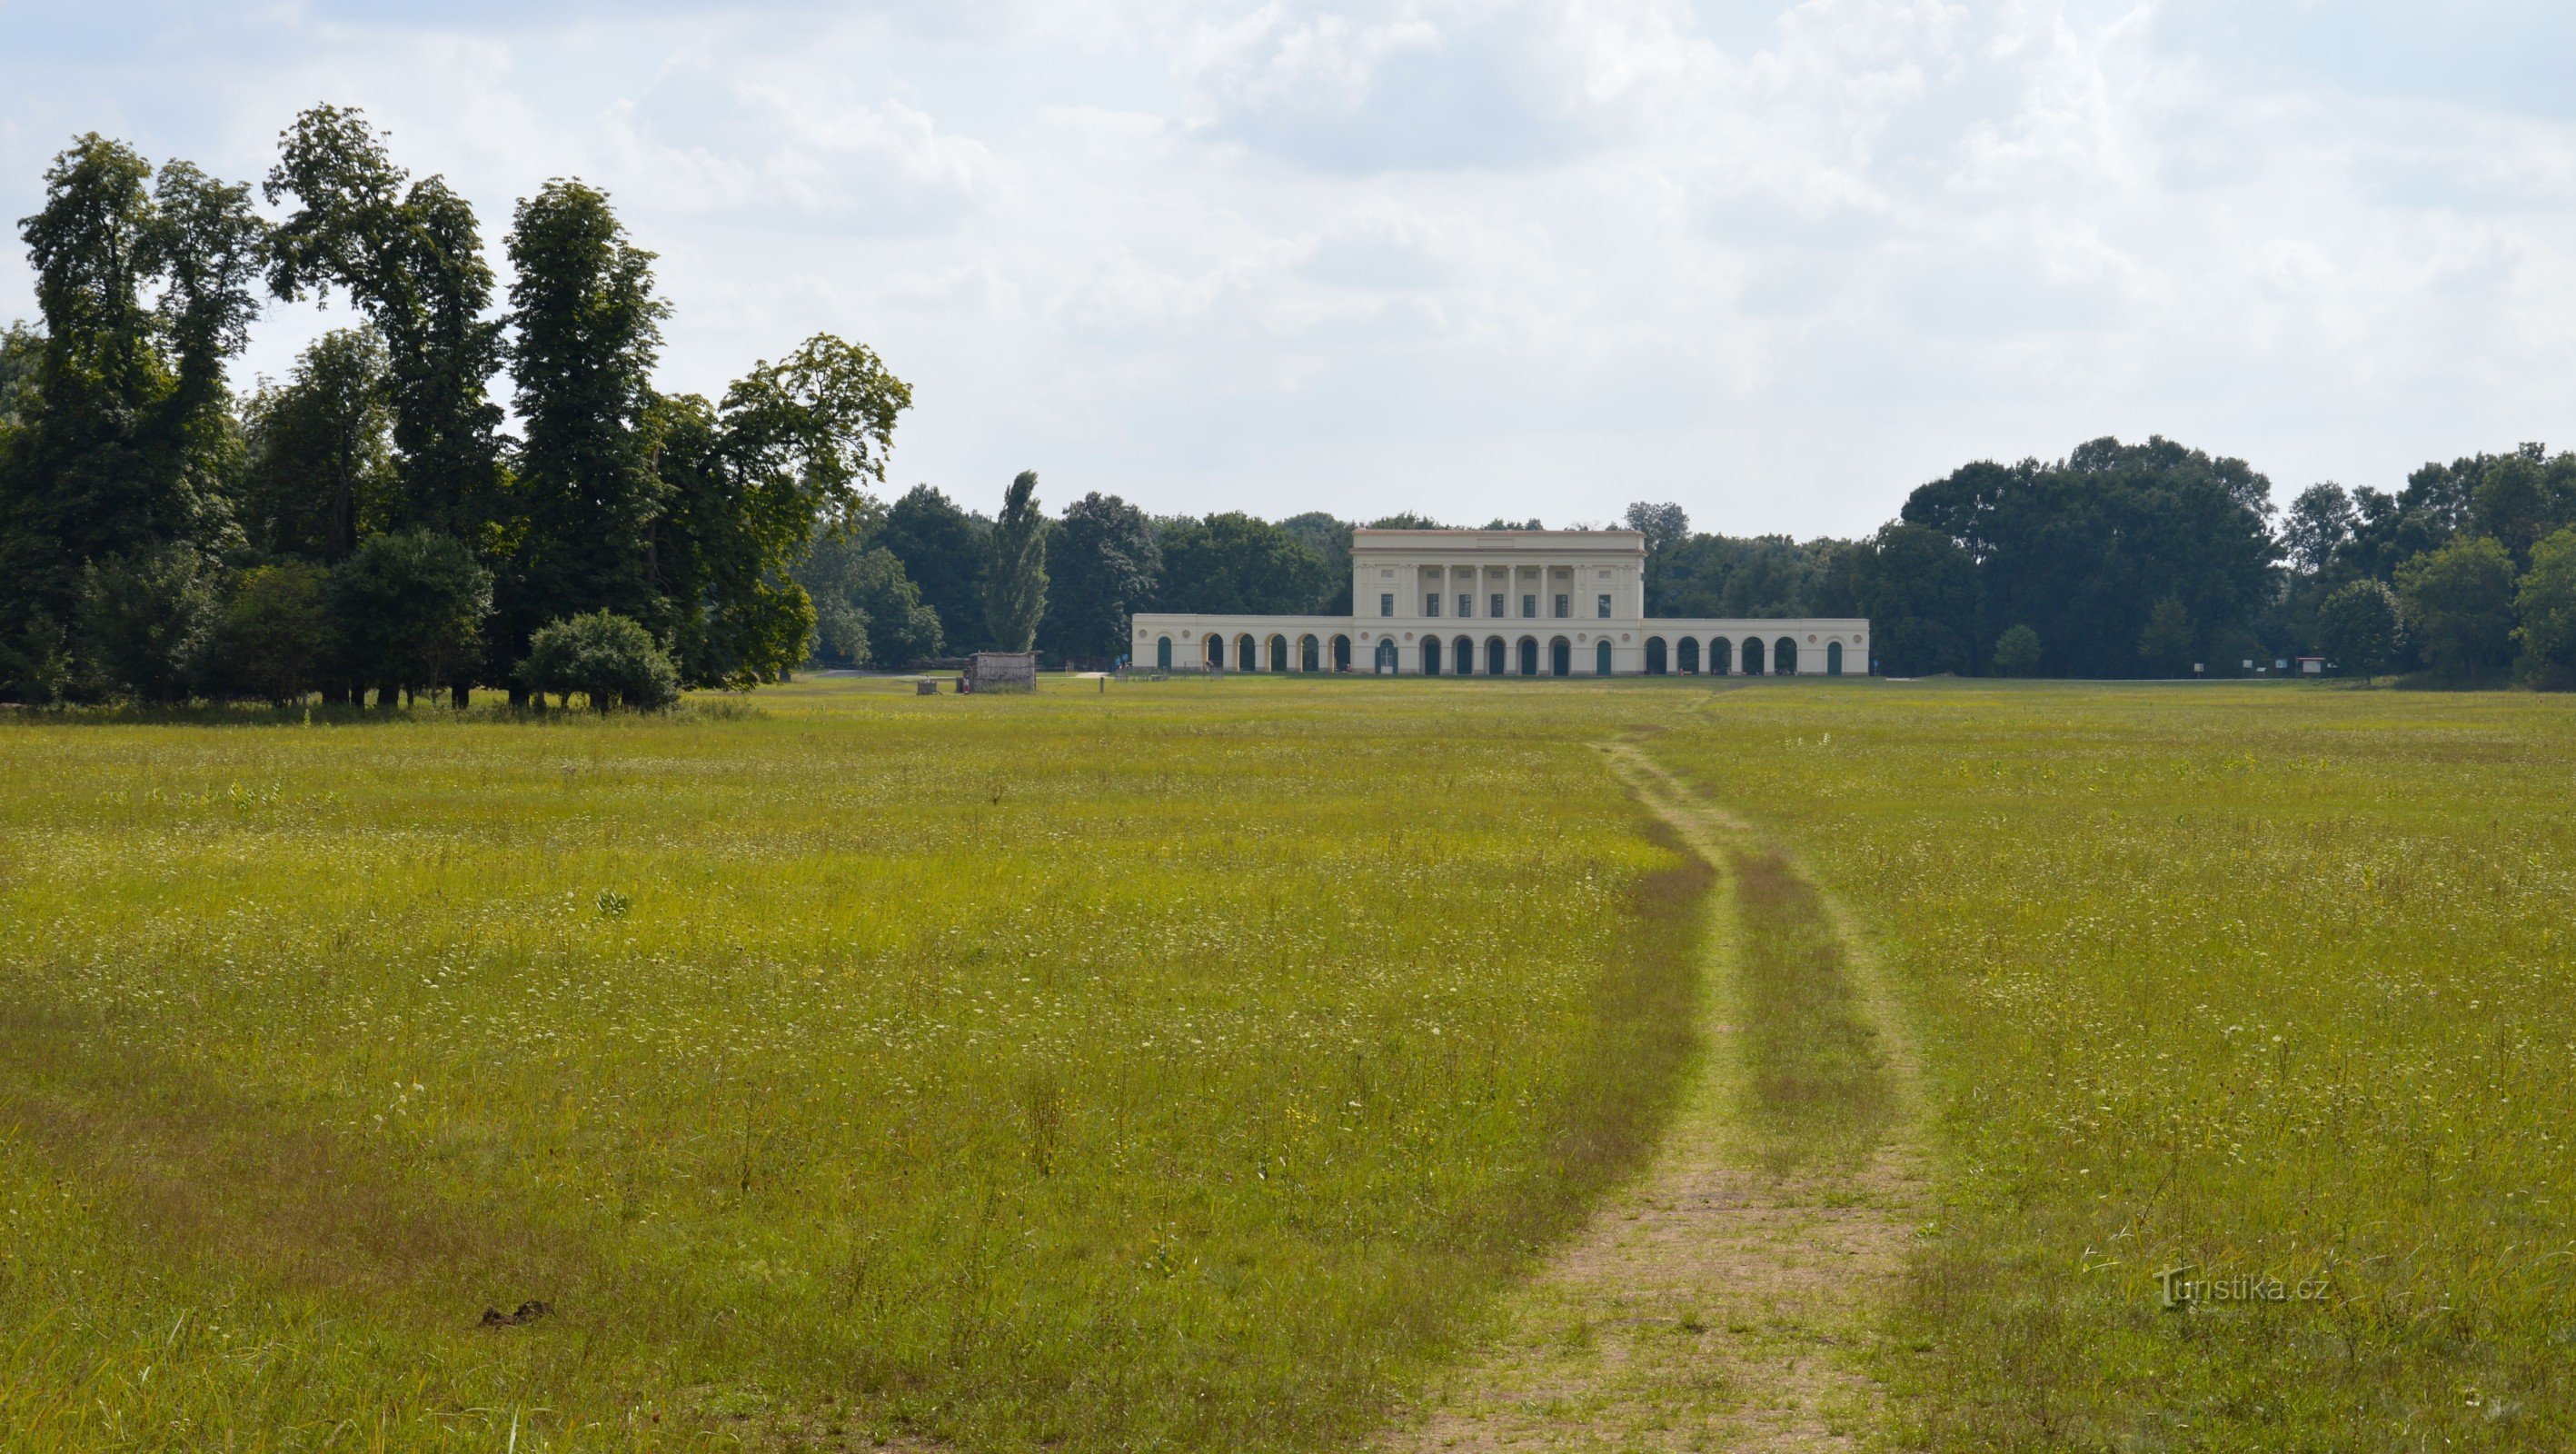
[5, 1, 2573, 536]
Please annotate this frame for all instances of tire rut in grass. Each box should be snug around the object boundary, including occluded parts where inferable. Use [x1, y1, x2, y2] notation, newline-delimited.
[1384, 742, 1924, 1453]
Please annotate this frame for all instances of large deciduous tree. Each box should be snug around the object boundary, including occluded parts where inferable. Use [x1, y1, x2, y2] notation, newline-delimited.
[498, 179, 670, 674]
[879, 484, 990, 653]
[652, 334, 910, 688]
[2395, 534, 2517, 681]
[1040, 491, 1157, 663]
[266, 105, 504, 543]
[1154, 513, 1330, 615]
[238, 327, 394, 563]
[1902, 437, 2280, 677]
[1, 134, 264, 702]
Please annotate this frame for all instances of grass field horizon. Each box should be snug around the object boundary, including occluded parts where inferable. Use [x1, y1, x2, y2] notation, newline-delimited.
[4, 674, 2569, 1449]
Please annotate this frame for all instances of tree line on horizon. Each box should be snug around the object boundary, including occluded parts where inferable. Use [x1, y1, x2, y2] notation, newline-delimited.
[838, 434, 2576, 687]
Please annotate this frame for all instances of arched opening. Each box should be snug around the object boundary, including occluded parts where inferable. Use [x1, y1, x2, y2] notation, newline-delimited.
[1742, 637, 1764, 675]
[1645, 637, 1667, 675]
[1207, 635, 1226, 671]
[1775, 637, 1798, 675]
[1374, 638, 1398, 673]
[1268, 634, 1288, 672]
[1300, 634, 1320, 672]
[1826, 641, 1844, 675]
[1454, 636, 1474, 675]
[1487, 637, 1507, 675]
[1518, 637, 1539, 676]
[1596, 640, 1614, 675]
[1677, 637, 1699, 674]
[1710, 638, 1731, 675]
[1237, 634, 1258, 672]
[1155, 636, 1172, 671]
[1333, 635, 1352, 672]
[1422, 637, 1443, 675]
[1550, 637, 1571, 677]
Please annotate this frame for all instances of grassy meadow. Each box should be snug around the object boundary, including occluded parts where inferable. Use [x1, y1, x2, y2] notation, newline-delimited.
[3, 672, 2571, 1451]
[0, 677, 1706, 1451]
[1656, 682, 2576, 1450]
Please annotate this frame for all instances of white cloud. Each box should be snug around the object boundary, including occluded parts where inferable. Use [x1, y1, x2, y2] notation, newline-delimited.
[5, 0, 2576, 533]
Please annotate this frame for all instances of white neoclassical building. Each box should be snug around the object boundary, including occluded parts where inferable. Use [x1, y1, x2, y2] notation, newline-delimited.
[1131, 527, 1870, 677]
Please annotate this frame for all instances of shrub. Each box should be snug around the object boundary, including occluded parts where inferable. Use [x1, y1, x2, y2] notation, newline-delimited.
[1991, 623, 2042, 677]
[214, 563, 329, 704]
[2395, 535, 2517, 681]
[2315, 578, 2402, 677]
[75, 545, 224, 703]
[517, 610, 680, 711]
[2515, 526, 2576, 687]
[326, 530, 492, 702]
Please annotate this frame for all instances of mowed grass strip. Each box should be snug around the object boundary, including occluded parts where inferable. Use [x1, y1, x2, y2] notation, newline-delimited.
[1658, 682, 2576, 1451]
[0, 675, 1706, 1452]
[1726, 842, 1895, 1175]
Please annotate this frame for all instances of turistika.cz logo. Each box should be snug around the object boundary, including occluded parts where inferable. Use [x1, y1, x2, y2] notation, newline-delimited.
[2155, 1267, 2330, 1310]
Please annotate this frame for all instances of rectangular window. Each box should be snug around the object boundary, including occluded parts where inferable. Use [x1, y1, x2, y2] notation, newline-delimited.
[1424, 594, 1440, 617]
[1554, 593, 1569, 618]
[1596, 593, 1611, 618]
[1490, 593, 1505, 618]
[1457, 593, 1473, 618]
[1379, 593, 1394, 617]
[1521, 593, 1537, 618]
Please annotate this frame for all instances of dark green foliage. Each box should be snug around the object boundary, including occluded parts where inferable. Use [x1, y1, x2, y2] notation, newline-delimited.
[2315, 578, 2401, 676]
[1364, 512, 1448, 529]
[1647, 533, 1846, 618]
[75, 544, 224, 702]
[2516, 527, 2576, 686]
[1901, 437, 2279, 678]
[0, 137, 258, 696]
[238, 328, 394, 563]
[652, 334, 909, 689]
[213, 562, 330, 703]
[1838, 523, 1975, 674]
[324, 529, 492, 700]
[2468, 449, 2576, 567]
[1276, 512, 1354, 613]
[1039, 492, 1159, 664]
[1622, 501, 1690, 561]
[0, 320, 38, 425]
[2135, 595, 2193, 676]
[2281, 483, 2354, 573]
[266, 105, 505, 541]
[1154, 513, 1332, 614]
[984, 471, 1049, 652]
[497, 179, 670, 667]
[2395, 534, 2517, 681]
[517, 609, 679, 710]
[793, 535, 943, 668]
[1990, 623, 2042, 677]
[879, 485, 990, 652]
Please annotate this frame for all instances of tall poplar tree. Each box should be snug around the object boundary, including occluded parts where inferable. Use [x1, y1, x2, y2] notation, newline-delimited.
[983, 470, 1048, 652]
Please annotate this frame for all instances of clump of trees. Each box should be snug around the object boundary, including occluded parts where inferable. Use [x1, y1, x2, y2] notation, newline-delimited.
[2272, 447, 2576, 684]
[0, 108, 909, 709]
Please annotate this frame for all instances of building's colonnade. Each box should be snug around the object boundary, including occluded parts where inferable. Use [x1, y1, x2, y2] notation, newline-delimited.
[1129, 527, 1872, 677]
[1135, 616, 1864, 676]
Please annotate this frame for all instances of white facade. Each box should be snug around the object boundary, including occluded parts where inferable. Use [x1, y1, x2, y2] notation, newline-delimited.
[1130, 528, 1871, 677]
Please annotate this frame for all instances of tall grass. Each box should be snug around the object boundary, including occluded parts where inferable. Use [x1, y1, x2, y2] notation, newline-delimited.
[1657, 682, 2576, 1450]
[0, 676, 1707, 1451]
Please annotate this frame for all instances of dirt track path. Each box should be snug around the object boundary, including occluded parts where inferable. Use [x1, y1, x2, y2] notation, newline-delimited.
[1383, 742, 1927, 1453]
